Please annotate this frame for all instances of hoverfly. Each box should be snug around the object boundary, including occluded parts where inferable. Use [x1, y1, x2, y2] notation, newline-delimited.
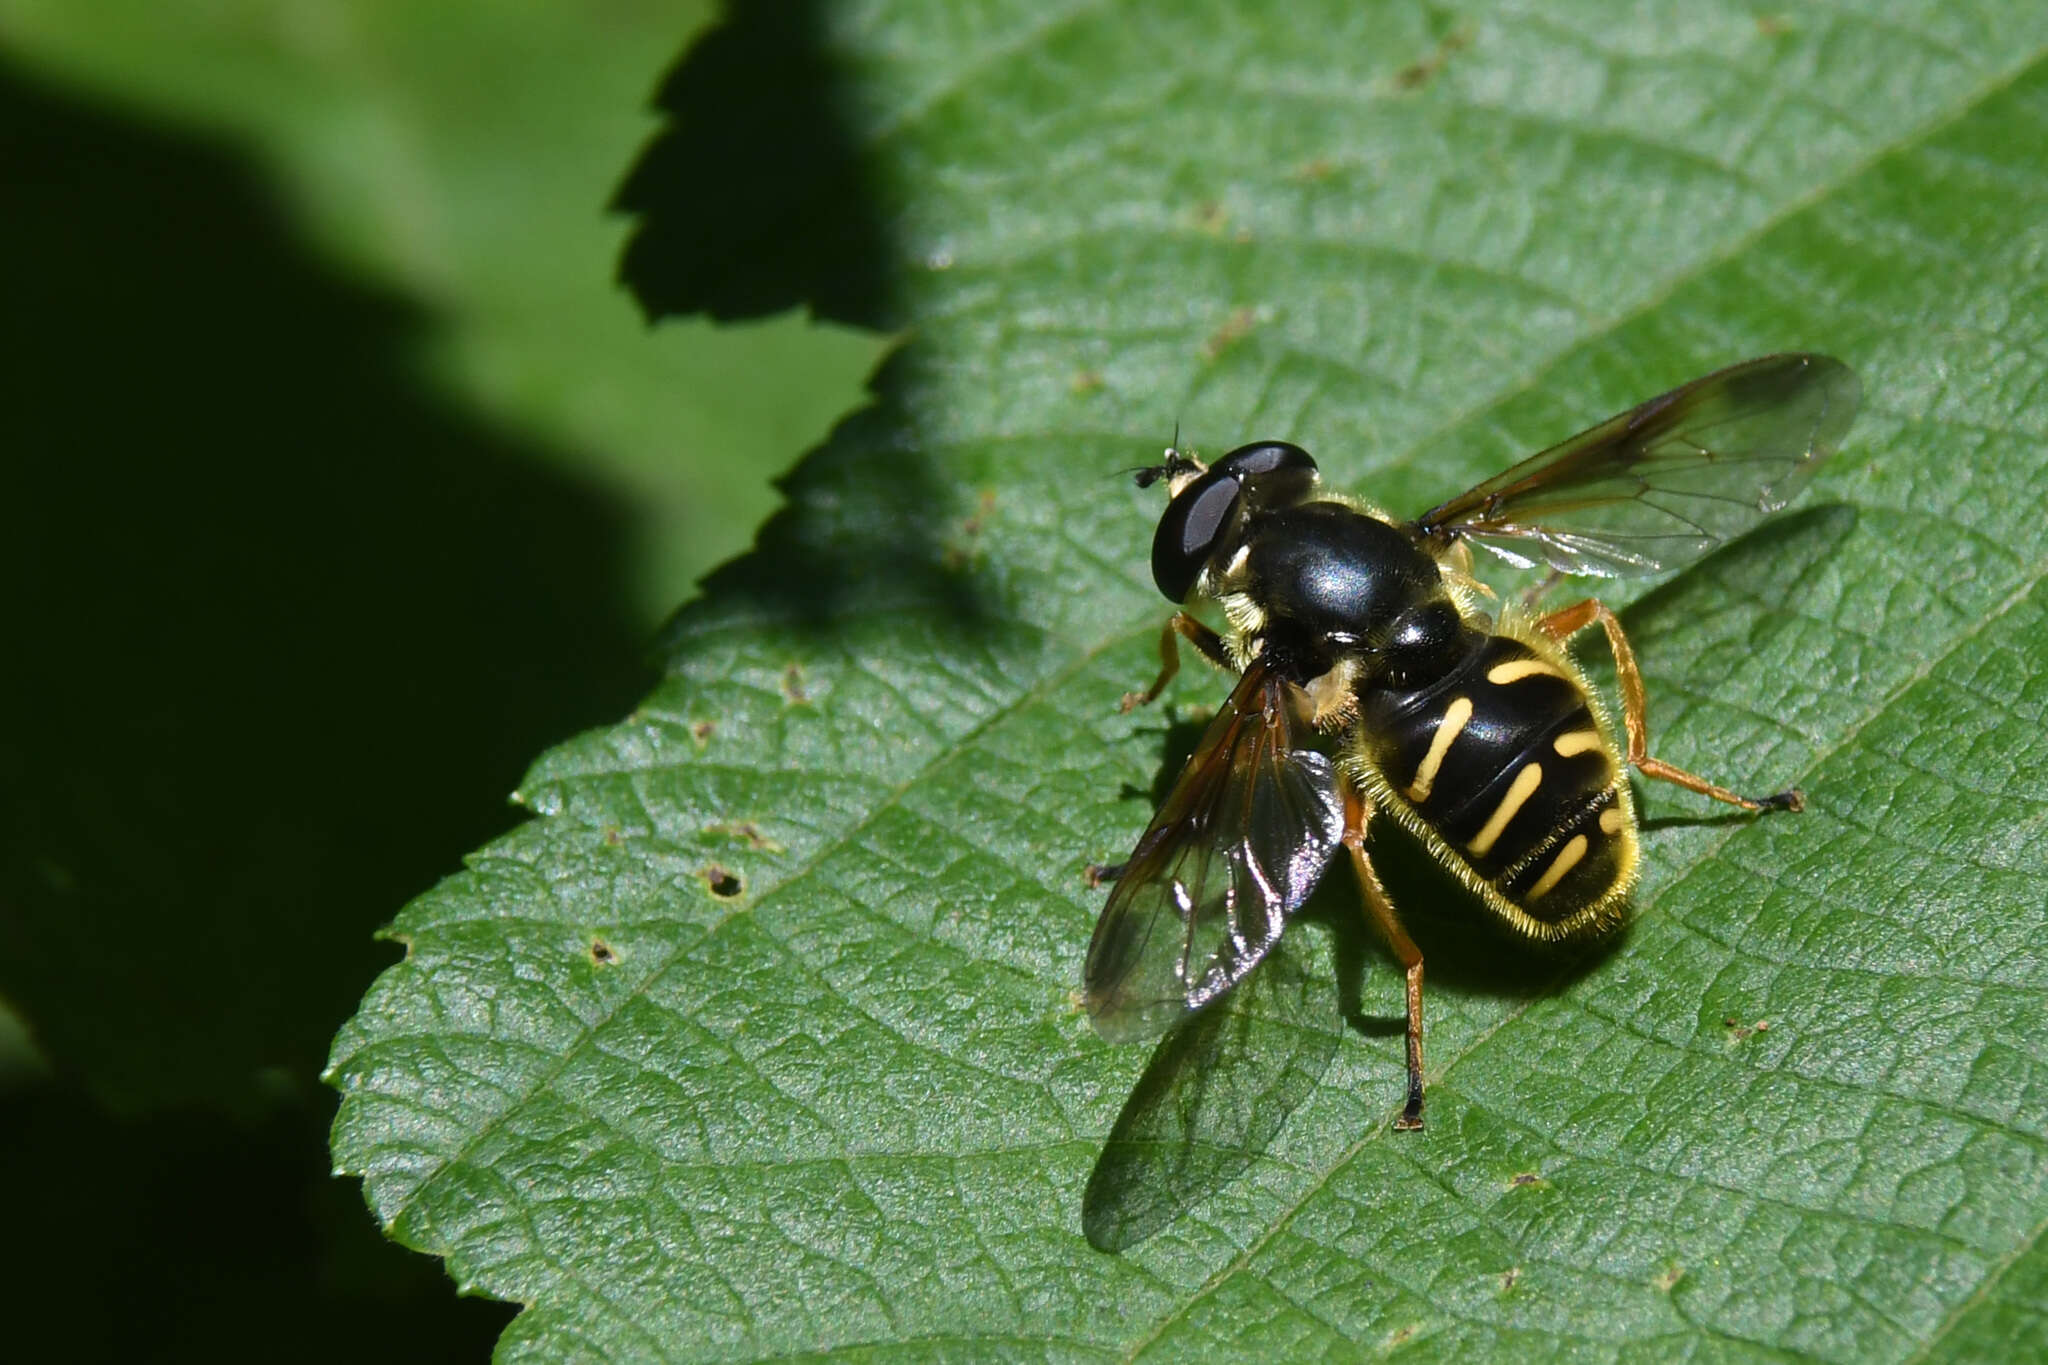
[1084, 353, 1859, 1130]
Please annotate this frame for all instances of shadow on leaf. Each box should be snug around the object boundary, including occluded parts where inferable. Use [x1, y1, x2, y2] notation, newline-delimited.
[616, 4, 994, 639]
[1622, 503, 1858, 645]
[615, 0, 895, 330]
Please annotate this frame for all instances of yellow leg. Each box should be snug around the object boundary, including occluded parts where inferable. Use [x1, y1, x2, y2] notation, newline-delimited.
[1344, 782, 1425, 1130]
[1120, 612, 1230, 712]
[1538, 598, 1801, 813]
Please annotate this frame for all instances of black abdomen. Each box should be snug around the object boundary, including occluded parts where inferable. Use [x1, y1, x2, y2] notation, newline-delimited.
[1358, 634, 1630, 923]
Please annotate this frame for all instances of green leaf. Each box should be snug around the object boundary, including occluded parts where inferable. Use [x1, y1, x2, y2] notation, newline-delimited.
[331, 2, 2048, 1358]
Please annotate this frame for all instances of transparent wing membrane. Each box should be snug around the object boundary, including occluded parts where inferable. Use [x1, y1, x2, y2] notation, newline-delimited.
[1412, 354, 1860, 578]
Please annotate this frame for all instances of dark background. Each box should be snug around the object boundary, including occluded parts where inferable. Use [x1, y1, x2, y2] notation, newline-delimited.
[0, 4, 879, 1354]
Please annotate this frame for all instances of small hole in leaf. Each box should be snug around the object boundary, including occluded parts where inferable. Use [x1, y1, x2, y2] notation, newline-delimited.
[702, 864, 743, 898]
[590, 938, 617, 965]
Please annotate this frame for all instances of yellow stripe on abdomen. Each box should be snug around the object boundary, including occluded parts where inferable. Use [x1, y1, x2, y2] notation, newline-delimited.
[1406, 695, 1474, 803]
[1526, 834, 1589, 899]
[1487, 658, 1565, 685]
[1468, 763, 1543, 856]
[1552, 729, 1603, 757]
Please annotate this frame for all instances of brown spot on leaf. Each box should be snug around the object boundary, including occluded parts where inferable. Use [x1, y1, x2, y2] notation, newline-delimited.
[1509, 1171, 1544, 1189]
[589, 938, 618, 965]
[1202, 306, 1259, 361]
[707, 820, 782, 853]
[603, 825, 623, 847]
[961, 489, 995, 537]
[781, 662, 810, 705]
[1395, 24, 1473, 90]
[690, 719, 716, 745]
[1500, 1266, 1520, 1292]
[1070, 369, 1104, 394]
[1653, 1264, 1685, 1292]
[702, 864, 743, 898]
[943, 490, 998, 571]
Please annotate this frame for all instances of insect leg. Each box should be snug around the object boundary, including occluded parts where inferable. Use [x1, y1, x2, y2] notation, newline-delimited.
[1083, 861, 1126, 887]
[1343, 781, 1425, 1131]
[1517, 567, 1566, 611]
[1120, 612, 1231, 713]
[1537, 598, 1802, 812]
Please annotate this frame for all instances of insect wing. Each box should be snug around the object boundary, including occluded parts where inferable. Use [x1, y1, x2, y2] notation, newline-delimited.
[1082, 662, 1345, 1043]
[1081, 927, 1336, 1250]
[1411, 353, 1860, 577]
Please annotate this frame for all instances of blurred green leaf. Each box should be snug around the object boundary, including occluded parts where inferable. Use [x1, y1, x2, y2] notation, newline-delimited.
[330, 1, 2048, 1358]
[0, 0, 885, 623]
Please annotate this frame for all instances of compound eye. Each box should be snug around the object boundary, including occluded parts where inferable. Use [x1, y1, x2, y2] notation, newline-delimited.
[1214, 440, 1315, 479]
[1215, 440, 1317, 509]
[1150, 469, 1243, 602]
